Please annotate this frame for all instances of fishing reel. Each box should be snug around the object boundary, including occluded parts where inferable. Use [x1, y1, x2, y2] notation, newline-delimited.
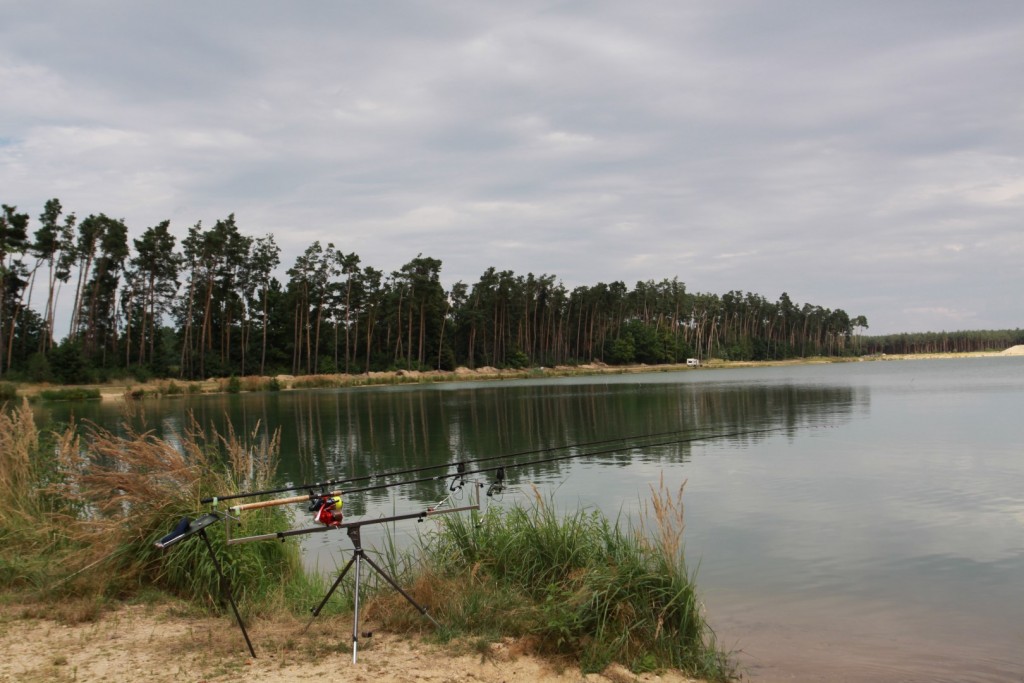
[486, 467, 506, 497]
[449, 462, 467, 491]
[308, 492, 344, 527]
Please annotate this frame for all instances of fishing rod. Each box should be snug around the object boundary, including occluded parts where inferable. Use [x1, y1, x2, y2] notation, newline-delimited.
[336, 424, 786, 497]
[209, 424, 787, 663]
[202, 426, 718, 505]
[227, 504, 478, 545]
[225, 425, 786, 514]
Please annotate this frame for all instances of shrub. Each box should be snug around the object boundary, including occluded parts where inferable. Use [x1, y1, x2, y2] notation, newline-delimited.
[49, 340, 92, 384]
[131, 365, 153, 383]
[26, 353, 53, 383]
[162, 380, 184, 396]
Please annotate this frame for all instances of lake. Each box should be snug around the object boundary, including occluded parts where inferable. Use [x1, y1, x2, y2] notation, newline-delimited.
[41, 357, 1024, 682]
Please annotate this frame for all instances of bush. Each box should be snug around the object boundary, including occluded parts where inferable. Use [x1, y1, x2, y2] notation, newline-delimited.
[26, 352, 53, 383]
[162, 380, 184, 396]
[506, 349, 529, 369]
[131, 365, 153, 383]
[49, 340, 92, 384]
[0, 383, 16, 403]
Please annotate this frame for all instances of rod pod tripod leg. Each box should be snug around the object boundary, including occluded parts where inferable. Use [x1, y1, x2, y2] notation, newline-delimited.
[306, 524, 440, 663]
[199, 528, 256, 658]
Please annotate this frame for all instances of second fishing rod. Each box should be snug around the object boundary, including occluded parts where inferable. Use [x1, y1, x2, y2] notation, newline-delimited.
[225, 425, 787, 514]
[203, 426, 719, 505]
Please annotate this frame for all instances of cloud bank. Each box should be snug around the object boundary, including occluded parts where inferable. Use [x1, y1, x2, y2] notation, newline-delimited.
[2, 1, 1022, 334]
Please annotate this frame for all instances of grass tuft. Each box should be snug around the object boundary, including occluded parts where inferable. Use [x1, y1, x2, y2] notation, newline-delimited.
[369, 487, 733, 679]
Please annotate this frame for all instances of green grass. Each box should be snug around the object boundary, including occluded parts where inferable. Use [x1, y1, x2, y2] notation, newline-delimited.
[369, 489, 733, 679]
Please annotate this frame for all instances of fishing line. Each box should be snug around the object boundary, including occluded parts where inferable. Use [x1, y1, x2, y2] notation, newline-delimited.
[333, 425, 784, 498]
[203, 425, 716, 504]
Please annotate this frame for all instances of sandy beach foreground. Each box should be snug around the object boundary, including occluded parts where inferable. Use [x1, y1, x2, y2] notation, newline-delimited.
[0, 600, 702, 683]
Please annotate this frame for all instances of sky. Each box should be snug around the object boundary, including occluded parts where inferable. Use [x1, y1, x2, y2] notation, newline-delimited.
[2, 1, 1022, 336]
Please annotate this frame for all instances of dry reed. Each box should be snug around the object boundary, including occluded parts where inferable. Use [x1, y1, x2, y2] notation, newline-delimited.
[0, 400, 42, 536]
[1, 402, 301, 609]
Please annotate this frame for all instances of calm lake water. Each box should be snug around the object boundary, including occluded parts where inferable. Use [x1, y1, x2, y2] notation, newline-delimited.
[41, 357, 1024, 682]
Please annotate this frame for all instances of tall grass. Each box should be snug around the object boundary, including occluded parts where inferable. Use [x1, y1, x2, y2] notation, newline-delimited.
[0, 401, 47, 581]
[376, 483, 732, 679]
[0, 401, 320, 616]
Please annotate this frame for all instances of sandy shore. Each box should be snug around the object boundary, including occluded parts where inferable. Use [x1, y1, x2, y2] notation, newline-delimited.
[11, 348, 1019, 403]
[0, 599, 702, 683]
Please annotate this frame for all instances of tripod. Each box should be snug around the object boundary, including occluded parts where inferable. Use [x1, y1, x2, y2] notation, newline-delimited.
[156, 513, 256, 658]
[307, 523, 440, 663]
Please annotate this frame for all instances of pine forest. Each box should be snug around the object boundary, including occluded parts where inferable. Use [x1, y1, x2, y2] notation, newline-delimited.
[1, 200, 1020, 383]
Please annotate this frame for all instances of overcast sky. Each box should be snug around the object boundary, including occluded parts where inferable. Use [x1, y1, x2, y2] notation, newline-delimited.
[2, 1, 1022, 335]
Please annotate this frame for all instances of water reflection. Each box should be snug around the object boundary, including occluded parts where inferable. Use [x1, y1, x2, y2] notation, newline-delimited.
[33, 359, 1024, 682]
[39, 376, 863, 512]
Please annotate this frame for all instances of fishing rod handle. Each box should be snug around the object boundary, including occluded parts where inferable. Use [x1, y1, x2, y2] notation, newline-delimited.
[230, 492, 340, 513]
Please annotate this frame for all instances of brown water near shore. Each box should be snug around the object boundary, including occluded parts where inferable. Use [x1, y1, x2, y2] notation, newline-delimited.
[708, 592, 1021, 682]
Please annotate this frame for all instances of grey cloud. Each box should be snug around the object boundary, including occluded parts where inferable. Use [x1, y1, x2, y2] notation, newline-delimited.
[2, 1, 1022, 335]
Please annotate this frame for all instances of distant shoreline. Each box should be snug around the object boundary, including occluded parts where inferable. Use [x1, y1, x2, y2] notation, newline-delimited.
[7, 348, 1020, 404]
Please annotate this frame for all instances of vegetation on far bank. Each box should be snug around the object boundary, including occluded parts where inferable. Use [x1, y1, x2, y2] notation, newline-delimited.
[0, 400, 732, 679]
[4, 199, 1021, 389]
[4, 346, 1017, 406]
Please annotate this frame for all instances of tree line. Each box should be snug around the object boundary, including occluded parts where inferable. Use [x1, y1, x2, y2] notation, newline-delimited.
[0, 198, 1004, 384]
[857, 329, 1023, 355]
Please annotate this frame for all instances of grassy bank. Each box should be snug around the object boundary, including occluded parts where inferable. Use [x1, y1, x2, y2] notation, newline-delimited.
[0, 400, 731, 679]
[407, 485, 731, 678]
